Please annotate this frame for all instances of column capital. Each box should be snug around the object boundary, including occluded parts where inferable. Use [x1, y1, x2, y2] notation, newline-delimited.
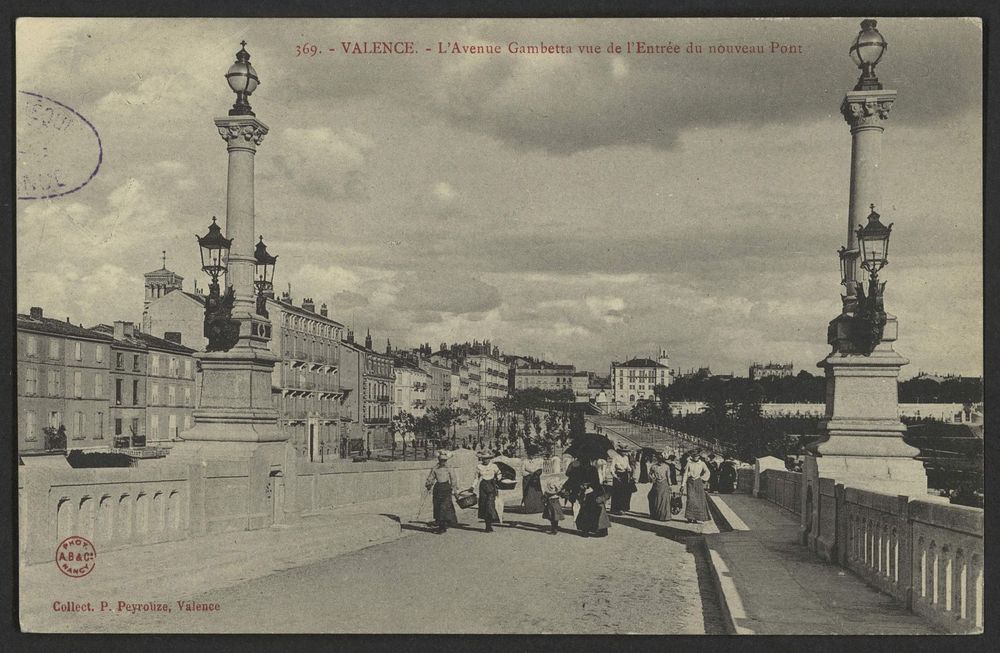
[840, 89, 897, 129]
[214, 116, 269, 148]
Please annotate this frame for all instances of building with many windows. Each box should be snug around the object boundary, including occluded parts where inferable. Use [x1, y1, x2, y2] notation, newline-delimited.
[611, 349, 672, 407]
[393, 360, 430, 418]
[340, 331, 395, 455]
[17, 307, 115, 453]
[749, 361, 794, 381]
[469, 352, 510, 403]
[92, 321, 147, 443]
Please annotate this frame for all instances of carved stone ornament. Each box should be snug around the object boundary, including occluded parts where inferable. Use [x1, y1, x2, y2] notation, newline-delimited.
[217, 123, 268, 145]
[841, 97, 894, 128]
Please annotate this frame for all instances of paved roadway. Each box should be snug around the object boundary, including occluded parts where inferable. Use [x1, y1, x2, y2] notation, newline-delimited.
[107, 484, 725, 634]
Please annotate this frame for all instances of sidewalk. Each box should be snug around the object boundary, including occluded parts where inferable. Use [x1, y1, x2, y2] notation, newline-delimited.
[704, 493, 940, 635]
[20, 492, 431, 633]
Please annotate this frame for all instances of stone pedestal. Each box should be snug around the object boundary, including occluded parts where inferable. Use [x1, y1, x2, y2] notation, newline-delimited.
[802, 314, 927, 554]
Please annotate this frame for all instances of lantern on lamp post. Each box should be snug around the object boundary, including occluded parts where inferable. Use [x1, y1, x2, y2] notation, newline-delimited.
[849, 19, 888, 91]
[225, 41, 260, 116]
[851, 205, 893, 354]
[253, 235, 277, 317]
[197, 216, 240, 352]
[196, 216, 232, 290]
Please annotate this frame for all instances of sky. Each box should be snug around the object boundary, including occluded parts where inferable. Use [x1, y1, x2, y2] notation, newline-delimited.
[16, 18, 983, 378]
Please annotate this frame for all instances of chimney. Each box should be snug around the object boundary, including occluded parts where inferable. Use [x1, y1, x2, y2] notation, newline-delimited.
[364, 329, 373, 350]
[320, 303, 328, 318]
[114, 321, 125, 340]
[302, 297, 315, 313]
[29, 306, 43, 319]
[164, 332, 182, 345]
[346, 330, 354, 344]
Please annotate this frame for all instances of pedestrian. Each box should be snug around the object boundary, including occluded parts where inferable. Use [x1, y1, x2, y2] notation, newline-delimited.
[647, 451, 675, 521]
[664, 454, 679, 486]
[424, 451, 460, 534]
[574, 458, 610, 537]
[718, 455, 738, 494]
[472, 450, 502, 532]
[541, 473, 565, 535]
[609, 444, 635, 515]
[706, 454, 720, 493]
[564, 456, 583, 518]
[521, 445, 545, 514]
[681, 450, 712, 523]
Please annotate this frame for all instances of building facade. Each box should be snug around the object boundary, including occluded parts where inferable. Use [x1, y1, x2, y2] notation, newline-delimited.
[93, 322, 148, 444]
[141, 333, 197, 444]
[469, 353, 510, 403]
[611, 350, 672, 407]
[340, 331, 395, 454]
[269, 297, 345, 462]
[749, 361, 794, 381]
[393, 361, 430, 418]
[17, 307, 114, 453]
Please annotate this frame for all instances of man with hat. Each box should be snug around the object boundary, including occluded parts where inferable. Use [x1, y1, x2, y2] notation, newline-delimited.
[609, 442, 635, 515]
[424, 451, 460, 534]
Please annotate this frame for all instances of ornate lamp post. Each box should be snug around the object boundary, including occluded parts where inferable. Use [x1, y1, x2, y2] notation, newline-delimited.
[802, 21, 925, 557]
[174, 41, 290, 533]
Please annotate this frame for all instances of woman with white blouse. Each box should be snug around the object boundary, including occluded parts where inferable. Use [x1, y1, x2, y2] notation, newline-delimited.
[681, 450, 712, 523]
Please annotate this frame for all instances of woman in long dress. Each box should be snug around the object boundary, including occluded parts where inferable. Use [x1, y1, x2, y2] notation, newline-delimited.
[425, 451, 460, 533]
[574, 459, 611, 537]
[541, 473, 565, 535]
[681, 450, 712, 523]
[472, 451, 502, 532]
[521, 447, 545, 514]
[647, 452, 675, 521]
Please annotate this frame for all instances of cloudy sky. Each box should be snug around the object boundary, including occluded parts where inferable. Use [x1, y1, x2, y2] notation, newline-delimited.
[16, 18, 982, 377]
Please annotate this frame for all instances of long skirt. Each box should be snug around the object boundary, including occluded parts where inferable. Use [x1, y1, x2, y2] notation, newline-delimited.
[542, 495, 565, 523]
[647, 479, 674, 521]
[685, 477, 710, 522]
[522, 472, 545, 513]
[477, 479, 500, 522]
[610, 472, 633, 513]
[432, 481, 458, 526]
[576, 492, 611, 534]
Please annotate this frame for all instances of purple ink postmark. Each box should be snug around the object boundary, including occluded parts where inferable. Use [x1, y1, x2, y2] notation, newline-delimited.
[17, 91, 103, 200]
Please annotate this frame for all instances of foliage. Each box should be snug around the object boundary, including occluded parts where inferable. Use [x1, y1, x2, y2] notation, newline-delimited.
[66, 449, 133, 468]
[43, 425, 67, 452]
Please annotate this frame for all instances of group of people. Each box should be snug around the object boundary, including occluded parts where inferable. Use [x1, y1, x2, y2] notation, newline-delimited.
[423, 442, 741, 536]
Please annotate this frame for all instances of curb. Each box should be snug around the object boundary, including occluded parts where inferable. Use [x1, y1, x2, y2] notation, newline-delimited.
[707, 493, 749, 532]
[701, 534, 755, 635]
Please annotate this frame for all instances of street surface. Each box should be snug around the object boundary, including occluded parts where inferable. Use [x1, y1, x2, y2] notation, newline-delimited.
[99, 483, 725, 634]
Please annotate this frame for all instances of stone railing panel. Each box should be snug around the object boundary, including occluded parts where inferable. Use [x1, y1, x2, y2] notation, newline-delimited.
[841, 487, 910, 602]
[908, 500, 984, 634]
[760, 469, 801, 515]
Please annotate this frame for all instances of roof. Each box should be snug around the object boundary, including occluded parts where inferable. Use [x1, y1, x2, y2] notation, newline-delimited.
[135, 331, 196, 355]
[89, 324, 147, 351]
[614, 358, 669, 369]
[17, 313, 114, 342]
[269, 298, 345, 328]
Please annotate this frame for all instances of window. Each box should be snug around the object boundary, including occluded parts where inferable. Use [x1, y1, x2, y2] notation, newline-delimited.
[50, 411, 61, 429]
[133, 354, 140, 372]
[27, 336, 37, 356]
[25, 411, 37, 441]
[130, 418, 140, 437]
[150, 415, 159, 438]
[116, 352, 124, 370]
[168, 414, 177, 436]
[170, 357, 178, 377]
[115, 418, 123, 436]
[74, 341, 82, 361]
[74, 412, 85, 439]
[94, 374, 104, 399]
[184, 359, 192, 378]
[115, 379, 123, 405]
[95, 412, 104, 439]
[73, 371, 82, 398]
[151, 355, 160, 375]
[48, 338, 59, 359]
[183, 387, 191, 405]
[24, 367, 37, 395]
[95, 345, 104, 363]
[151, 383, 159, 405]
[47, 371, 59, 396]
[168, 385, 176, 406]
[132, 379, 140, 406]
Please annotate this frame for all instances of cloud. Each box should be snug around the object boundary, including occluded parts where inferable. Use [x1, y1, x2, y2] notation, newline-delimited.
[394, 272, 503, 316]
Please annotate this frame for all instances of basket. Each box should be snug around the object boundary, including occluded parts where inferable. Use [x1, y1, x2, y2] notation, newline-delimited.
[456, 491, 478, 509]
[497, 478, 518, 491]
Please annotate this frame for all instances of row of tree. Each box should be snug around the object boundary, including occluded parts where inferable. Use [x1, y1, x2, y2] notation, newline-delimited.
[663, 370, 982, 405]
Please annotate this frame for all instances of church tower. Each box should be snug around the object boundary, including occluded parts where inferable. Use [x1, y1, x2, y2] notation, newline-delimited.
[143, 250, 184, 331]
[657, 347, 670, 369]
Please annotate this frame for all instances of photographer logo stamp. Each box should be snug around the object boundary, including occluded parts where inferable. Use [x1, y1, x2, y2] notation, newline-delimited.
[56, 536, 96, 578]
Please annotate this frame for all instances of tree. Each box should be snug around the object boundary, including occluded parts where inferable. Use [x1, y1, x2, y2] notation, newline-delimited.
[43, 425, 67, 452]
[735, 383, 766, 460]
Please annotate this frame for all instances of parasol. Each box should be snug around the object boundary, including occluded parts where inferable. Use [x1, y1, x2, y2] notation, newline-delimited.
[565, 432, 615, 461]
[446, 448, 480, 491]
[493, 459, 518, 490]
[540, 472, 568, 495]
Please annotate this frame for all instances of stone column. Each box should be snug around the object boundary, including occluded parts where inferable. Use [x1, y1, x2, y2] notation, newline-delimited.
[802, 82, 928, 553]
[839, 89, 895, 307]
